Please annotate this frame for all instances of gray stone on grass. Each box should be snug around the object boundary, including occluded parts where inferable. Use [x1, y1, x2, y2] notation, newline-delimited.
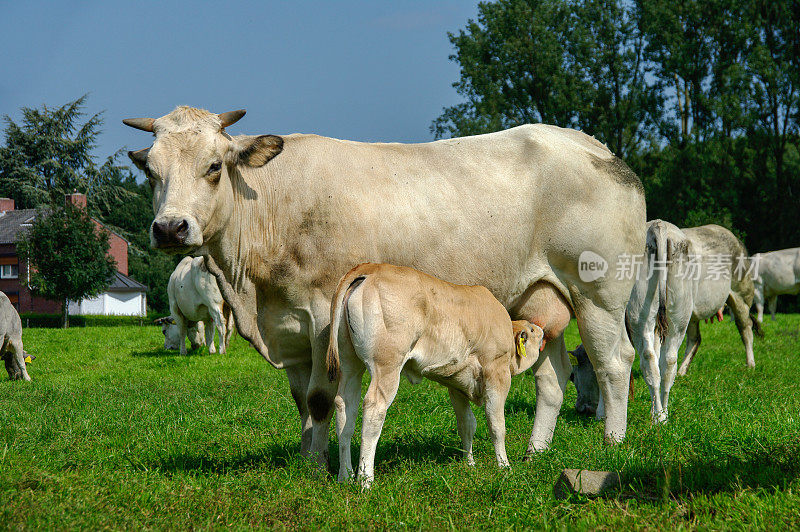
[554, 469, 622, 499]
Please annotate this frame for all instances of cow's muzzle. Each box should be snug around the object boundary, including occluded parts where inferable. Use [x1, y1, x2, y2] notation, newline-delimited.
[152, 219, 190, 248]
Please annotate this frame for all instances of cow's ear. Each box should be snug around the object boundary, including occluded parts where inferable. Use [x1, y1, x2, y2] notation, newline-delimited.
[232, 135, 284, 167]
[128, 148, 150, 171]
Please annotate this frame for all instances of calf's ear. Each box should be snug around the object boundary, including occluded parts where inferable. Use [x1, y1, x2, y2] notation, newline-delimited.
[231, 135, 284, 167]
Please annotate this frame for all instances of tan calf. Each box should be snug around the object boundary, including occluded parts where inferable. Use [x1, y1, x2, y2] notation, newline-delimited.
[326, 263, 544, 487]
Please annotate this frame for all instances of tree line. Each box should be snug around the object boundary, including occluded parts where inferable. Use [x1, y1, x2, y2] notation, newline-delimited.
[0, 96, 178, 315]
[433, 0, 799, 254]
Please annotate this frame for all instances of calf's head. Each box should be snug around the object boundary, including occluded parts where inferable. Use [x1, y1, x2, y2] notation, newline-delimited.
[124, 107, 284, 253]
[156, 316, 204, 351]
[510, 321, 545, 375]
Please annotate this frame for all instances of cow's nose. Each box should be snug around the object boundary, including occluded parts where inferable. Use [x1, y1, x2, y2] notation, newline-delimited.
[152, 219, 190, 246]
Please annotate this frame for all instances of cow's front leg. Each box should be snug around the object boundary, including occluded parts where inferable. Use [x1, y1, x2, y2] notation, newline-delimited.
[525, 334, 570, 457]
[307, 324, 338, 469]
[448, 388, 476, 466]
[285, 362, 314, 456]
[203, 319, 217, 353]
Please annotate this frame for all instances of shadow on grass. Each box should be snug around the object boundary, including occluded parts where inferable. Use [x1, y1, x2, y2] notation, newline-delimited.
[130, 346, 213, 358]
[150, 441, 300, 474]
[620, 438, 800, 501]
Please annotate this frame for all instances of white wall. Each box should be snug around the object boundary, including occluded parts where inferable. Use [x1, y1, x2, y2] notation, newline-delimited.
[69, 291, 146, 316]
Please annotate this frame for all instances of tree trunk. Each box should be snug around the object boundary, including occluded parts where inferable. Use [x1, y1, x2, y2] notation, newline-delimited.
[63, 297, 69, 328]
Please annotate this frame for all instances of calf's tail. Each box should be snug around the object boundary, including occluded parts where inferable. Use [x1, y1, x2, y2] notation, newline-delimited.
[327, 268, 367, 382]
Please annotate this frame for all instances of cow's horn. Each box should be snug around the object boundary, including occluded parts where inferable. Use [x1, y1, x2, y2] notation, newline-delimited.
[123, 117, 155, 132]
[218, 109, 246, 128]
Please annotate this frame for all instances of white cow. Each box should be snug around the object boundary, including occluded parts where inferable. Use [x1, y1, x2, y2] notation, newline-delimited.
[1, 291, 31, 381]
[573, 224, 760, 413]
[677, 225, 760, 376]
[752, 248, 800, 324]
[162, 256, 233, 355]
[626, 220, 695, 423]
[326, 263, 544, 487]
[124, 106, 645, 463]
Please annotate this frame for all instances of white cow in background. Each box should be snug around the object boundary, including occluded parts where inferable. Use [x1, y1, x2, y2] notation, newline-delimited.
[161, 256, 234, 355]
[752, 247, 800, 324]
[626, 220, 695, 423]
[1, 291, 31, 381]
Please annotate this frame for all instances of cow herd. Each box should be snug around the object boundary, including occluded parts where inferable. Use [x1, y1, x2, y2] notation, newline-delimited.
[1, 106, 798, 489]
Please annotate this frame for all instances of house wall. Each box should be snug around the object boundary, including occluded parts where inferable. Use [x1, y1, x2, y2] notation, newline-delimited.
[0, 243, 61, 314]
[69, 291, 146, 316]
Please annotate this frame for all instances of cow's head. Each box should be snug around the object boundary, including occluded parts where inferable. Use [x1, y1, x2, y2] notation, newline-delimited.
[156, 316, 205, 351]
[569, 344, 599, 416]
[3, 347, 31, 382]
[124, 107, 283, 253]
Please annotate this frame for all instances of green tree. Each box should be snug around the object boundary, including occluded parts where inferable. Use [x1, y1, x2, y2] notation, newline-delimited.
[18, 203, 117, 327]
[431, 0, 659, 158]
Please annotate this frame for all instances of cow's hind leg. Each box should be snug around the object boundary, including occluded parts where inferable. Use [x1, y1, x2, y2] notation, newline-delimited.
[448, 388, 476, 466]
[677, 318, 700, 376]
[574, 301, 634, 444]
[335, 346, 365, 482]
[768, 296, 778, 322]
[658, 330, 682, 422]
[728, 292, 756, 369]
[286, 362, 314, 456]
[307, 325, 338, 469]
[524, 333, 570, 456]
[638, 330, 664, 423]
[357, 364, 402, 488]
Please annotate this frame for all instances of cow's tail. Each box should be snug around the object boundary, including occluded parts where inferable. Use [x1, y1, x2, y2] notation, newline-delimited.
[327, 268, 367, 382]
[653, 223, 669, 343]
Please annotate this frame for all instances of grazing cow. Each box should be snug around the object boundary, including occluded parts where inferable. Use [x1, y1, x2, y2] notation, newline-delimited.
[163, 256, 234, 355]
[326, 263, 545, 487]
[677, 225, 759, 376]
[154, 315, 205, 352]
[626, 220, 695, 422]
[124, 106, 645, 462]
[752, 247, 800, 324]
[1, 292, 30, 381]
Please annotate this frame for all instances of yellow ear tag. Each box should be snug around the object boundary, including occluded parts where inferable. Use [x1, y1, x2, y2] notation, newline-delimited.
[568, 352, 578, 366]
[24, 356, 32, 364]
[517, 336, 527, 358]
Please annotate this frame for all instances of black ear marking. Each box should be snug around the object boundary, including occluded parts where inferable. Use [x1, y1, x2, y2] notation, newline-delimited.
[238, 135, 284, 167]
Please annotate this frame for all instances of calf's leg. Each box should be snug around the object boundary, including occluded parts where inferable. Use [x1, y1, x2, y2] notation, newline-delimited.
[335, 349, 365, 482]
[357, 365, 402, 488]
[448, 388, 476, 466]
[484, 368, 512, 468]
[203, 319, 217, 353]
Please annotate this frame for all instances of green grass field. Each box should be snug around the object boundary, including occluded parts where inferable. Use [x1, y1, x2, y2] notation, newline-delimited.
[1, 316, 799, 529]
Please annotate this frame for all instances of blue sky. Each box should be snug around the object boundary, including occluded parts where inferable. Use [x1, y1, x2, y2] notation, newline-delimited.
[0, 1, 479, 162]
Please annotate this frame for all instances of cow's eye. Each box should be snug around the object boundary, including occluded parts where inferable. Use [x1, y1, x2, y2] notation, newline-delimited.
[207, 162, 222, 175]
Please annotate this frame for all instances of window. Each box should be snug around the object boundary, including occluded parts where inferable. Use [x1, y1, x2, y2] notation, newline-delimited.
[0, 264, 19, 279]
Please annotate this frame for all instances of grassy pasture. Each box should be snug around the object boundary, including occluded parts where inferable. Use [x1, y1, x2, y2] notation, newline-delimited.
[1, 316, 799, 529]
